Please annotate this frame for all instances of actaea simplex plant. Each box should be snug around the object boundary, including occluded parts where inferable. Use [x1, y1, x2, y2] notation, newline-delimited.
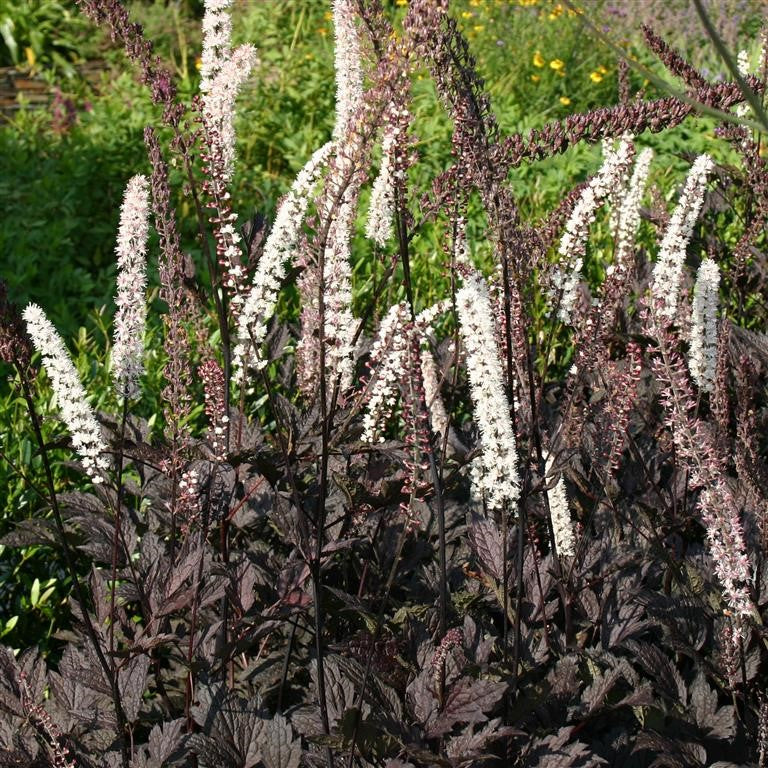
[1, 1, 768, 766]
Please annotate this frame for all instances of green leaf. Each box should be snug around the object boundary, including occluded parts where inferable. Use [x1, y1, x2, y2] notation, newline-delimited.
[0, 17, 18, 63]
[0, 615, 18, 638]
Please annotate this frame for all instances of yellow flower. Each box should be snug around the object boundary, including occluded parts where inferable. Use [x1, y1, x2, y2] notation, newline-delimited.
[548, 3, 563, 19]
[598, 64, 608, 74]
[395, 0, 407, 5]
[461, 10, 474, 18]
[590, 71, 603, 83]
[549, 58, 565, 71]
[317, 27, 327, 36]
[323, 10, 333, 20]
[531, 74, 540, 82]
[559, 96, 571, 105]
[533, 50, 545, 67]
[473, 24, 484, 31]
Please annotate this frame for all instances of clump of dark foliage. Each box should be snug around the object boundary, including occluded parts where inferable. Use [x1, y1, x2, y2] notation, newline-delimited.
[1, 1, 768, 767]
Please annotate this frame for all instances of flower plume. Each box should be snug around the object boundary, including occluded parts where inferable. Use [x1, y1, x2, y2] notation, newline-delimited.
[24, 303, 109, 483]
[233, 141, 333, 375]
[688, 257, 720, 393]
[651, 154, 713, 320]
[112, 174, 150, 399]
[456, 271, 519, 509]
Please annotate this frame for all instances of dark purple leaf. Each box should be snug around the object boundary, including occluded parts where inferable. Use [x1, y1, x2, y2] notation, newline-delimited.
[261, 714, 301, 768]
[467, 516, 505, 581]
[689, 672, 735, 740]
[427, 677, 507, 737]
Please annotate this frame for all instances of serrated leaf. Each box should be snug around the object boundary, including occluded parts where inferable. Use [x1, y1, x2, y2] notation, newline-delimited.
[261, 714, 301, 768]
[119, 655, 149, 723]
[190, 685, 266, 768]
[689, 671, 735, 740]
[577, 657, 634, 717]
[625, 640, 687, 705]
[525, 726, 605, 768]
[634, 731, 706, 767]
[406, 667, 437, 725]
[187, 734, 239, 768]
[311, 656, 357, 728]
[446, 718, 522, 762]
[467, 516, 505, 582]
[427, 677, 507, 738]
[143, 719, 185, 768]
[0, 518, 59, 547]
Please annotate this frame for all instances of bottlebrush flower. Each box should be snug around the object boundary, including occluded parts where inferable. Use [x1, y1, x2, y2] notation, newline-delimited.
[332, 0, 364, 139]
[112, 174, 150, 399]
[612, 147, 653, 273]
[199, 0, 257, 183]
[415, 299, 452, 442]
[688, 257, 720, 393]
[361, 302, 409, 444]
[550, 134, 634, 325]
[699, 481, 753, 618]
[202, 43, 257, 184]
[23, 303, 109, 483]
[651, 154, 713, 320]
[233, 141, 333, 374]
[200, 358, 228, 460]
[365, 115, 397, 246]
[420, 345, 449, 440]
[199, 0, 234, 87]
[649, 323, 754, 618]
[456, 271, 519, 510]
[323, 198, 357, 393]
[545, 454, 575, 557]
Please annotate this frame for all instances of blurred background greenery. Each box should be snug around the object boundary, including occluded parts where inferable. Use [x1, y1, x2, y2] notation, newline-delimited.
[0, 0, 763, 655]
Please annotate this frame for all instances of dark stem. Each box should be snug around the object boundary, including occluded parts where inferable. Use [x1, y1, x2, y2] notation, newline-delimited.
[18, 367, 131, 768]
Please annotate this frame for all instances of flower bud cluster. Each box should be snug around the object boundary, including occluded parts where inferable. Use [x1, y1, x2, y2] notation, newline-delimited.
[648, 318, 753, 618]
[200, 359, 229, 460]
[20, 671, 76, 768]
[431, 627, 464, 685]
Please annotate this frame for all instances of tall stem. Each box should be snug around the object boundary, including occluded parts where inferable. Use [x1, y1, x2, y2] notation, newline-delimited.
[18, 369, 130, 768]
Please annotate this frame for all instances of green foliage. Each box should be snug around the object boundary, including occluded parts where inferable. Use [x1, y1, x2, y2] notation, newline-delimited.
[0, 82, 155, 334]
[0, 0, 92, 79]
